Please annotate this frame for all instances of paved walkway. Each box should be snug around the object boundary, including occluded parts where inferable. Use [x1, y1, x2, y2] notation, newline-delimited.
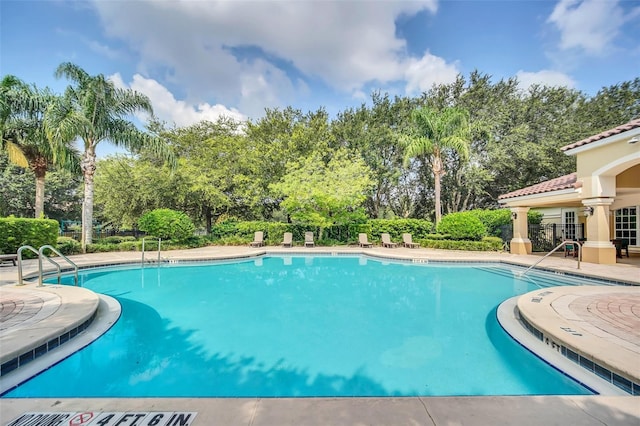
[0, 246, 639, 425]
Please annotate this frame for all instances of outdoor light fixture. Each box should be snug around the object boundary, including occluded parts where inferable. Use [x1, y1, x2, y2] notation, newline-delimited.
[511, 212, 518, 220]
[583, 206, 594, 216]
[628, 136, 640, 144]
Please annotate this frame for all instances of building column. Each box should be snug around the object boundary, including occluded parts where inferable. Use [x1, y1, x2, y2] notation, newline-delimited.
[510, 207, 531, 255]
[581, 198, 616, 264]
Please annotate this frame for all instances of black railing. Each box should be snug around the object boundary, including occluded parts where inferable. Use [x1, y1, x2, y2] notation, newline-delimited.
[499, 223, 584, 252]
[59, 229, 144, 241]
[528, 223, 584, 252]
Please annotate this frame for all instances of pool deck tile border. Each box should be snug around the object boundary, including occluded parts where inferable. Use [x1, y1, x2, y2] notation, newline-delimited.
[515, 286, 640, 389]
[1, 246, 639, 424]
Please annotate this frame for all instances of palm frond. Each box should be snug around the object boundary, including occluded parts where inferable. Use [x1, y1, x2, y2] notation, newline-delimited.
[2, 139, 29, 168]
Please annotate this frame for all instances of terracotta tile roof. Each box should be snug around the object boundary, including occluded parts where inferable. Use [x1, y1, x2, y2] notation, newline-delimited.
[561, 119, 640, 151]
[498, 173, 578, 200]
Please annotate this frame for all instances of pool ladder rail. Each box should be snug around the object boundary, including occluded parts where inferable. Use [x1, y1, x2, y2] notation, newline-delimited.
[16, 244, 79, 287]
[517, 240, 581, 278]
[141, 237, 168, 265]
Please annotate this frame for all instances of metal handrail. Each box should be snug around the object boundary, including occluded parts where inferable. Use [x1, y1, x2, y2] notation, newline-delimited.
[518, 240, 581, 278]
[39, 245, 79, 286]
[17, 245, 42, 286]
[142, 237, 162, 265]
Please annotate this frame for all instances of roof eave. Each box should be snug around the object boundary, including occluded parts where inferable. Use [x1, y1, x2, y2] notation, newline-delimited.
[498, 187, 581, 207]
[562, 127, 640, 156]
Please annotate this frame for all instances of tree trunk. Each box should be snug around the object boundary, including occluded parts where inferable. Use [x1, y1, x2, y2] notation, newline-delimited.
[205, 207, 212, 234]
[81, 144, 97, 252]
[31, 156, 48, 218]
[432, 154, 444, 224]
[434, 171, 442, 224]
[34, 175, 45, 218]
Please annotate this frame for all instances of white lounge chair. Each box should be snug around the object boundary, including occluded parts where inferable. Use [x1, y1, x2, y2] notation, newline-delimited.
[358, 233, 372, 248]
[402, 233, 420, 248]
[250, 231, 264, 247]
[305, 232, 315, 247]
[282, 232, 293, 248]
[381, 233, 398, 248]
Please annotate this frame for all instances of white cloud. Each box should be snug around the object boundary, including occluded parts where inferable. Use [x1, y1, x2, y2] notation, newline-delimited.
[548, 0, 640, 55]
[110, 73, 246, 127]
[91, 0, 443, 115]
[516, 70, 576, 90]
[404, 52, 460, 94]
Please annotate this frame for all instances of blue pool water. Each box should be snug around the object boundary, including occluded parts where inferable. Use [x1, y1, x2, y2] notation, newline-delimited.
[4, 256, 594, 397]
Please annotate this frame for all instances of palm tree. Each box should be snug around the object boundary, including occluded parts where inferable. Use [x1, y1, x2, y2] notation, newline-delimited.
[1, 75, 79, 218]
[46, 62, 174, 251]
[401, 107, 471, 224]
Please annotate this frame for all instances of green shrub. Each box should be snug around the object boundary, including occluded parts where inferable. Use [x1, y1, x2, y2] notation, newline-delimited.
[468, 209, 511, 237]
[216, 235, 253, 246]
[419, 236, 503, 251]
[56, 236, 82, 255]
[210, 219, 240, 239]
[138, 209, 195, 241]
[528, 210, 544, 225]
[424, 233, 451, 240]
[316, 238, 342, 247]
[85, 243, 115, 253]
[368, 219, 434, 240]
[0, 217, 59, 255]
[117, 241, 140, 251]
[100, 236, 124, 244]
[161, 236, 210, 250]
[436, 212, 487, 241]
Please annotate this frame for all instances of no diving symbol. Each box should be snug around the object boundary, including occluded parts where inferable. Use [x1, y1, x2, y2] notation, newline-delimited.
[69, 412, 94, 425]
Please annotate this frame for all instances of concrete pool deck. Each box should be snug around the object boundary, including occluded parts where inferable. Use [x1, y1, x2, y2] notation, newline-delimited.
[0, 246, 639, 425]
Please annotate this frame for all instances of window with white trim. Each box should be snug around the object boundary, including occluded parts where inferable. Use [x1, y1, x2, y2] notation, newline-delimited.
[615, 207, 637, 246]
[563, 211, 576, 240]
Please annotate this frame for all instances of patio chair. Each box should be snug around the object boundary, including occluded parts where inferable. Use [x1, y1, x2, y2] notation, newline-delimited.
[0, 254, 17, 266]
[282, 232, 293, 248]
[304, 232, 315, 248]
[250, 231, 264, 247]
[381, 233, 398, 248]
[402, 233, 420, 248]
[620, 239, 630, 258]
[358, 233, 372, 248]
[564, 240, 577, 257]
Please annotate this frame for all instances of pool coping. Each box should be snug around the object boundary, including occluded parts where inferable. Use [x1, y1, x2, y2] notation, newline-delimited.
[0, 294, 121, 395]
[1, 246, 639, 424]
[513, 287, 640, 394]
[18, 249, 640, 288]
[496, 296, 631, 396]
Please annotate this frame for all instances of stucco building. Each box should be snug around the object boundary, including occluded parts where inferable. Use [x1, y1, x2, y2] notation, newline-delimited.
[499, 119, 640, 264]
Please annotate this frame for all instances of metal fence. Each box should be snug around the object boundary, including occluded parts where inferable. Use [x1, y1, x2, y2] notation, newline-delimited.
[499, 223, 584, 252]
[59, 229, 144, 241]
[529, 223, 584, 252]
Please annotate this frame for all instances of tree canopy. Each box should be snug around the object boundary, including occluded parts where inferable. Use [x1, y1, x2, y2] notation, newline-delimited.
[270, 149, 374, 239]
[3, 65, 639, 232]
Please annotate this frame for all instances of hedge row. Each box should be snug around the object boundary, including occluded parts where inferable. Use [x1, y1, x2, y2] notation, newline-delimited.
[0, 217, 59, 255]
[418, 236, 504, 251]
[210, 219, 435, 246]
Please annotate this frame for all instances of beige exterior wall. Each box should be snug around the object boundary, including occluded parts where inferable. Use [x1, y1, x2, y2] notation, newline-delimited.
[535, 207, 586, 227]
[576, 136, 640, 199]
[617, 164, 640, 188]
[501, 125, 640, 264]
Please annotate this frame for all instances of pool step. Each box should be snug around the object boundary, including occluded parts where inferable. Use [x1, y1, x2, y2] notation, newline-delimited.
[474, 266, 610, 289]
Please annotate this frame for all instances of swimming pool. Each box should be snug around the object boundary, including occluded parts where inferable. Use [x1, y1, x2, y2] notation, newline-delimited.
[4, 255, 603, 397]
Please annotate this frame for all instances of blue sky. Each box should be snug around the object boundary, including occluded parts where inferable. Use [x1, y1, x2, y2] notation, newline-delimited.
[2, 0, 640, 131]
